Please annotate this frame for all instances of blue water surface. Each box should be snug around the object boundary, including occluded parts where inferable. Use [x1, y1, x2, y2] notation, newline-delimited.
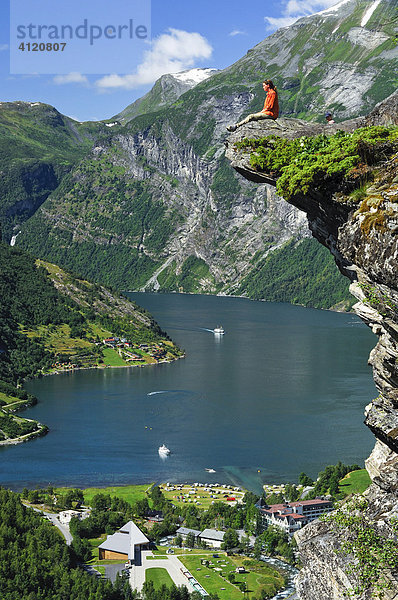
[0, 294, 376, 493]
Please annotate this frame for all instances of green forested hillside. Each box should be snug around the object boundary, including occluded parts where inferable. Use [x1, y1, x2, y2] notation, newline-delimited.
[0, 243, 182, 442]
[0, 101, 105, 241]
[0, 487, 135, 600]
[16, 150, 179, 290]
[237, 238, 353, 310]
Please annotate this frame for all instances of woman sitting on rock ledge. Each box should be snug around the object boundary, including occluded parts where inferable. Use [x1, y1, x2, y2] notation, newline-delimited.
[227, 79, 279, 132]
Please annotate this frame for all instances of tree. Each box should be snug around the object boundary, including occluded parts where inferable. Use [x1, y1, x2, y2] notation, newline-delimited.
[243, 491, 260, 505]
[222, 528, 239, 550]
[71, 535, 92, 562]
[298, 472, 314, 486]
[27, 489, 40, 504]
[174, 534, 182, 547]
[186, 532, 195, 548]
[244, 503, 258, 535]
[329, 475, 340, 496]
[227, 572, 236, 583]
[150, 485, 166, 510]
[0, 487, 136, 600]
[134, 497, 150, 516]
[285, 484, 300, 501]
[63, 488, 84, 509]
[265, 492, 284, 505]
[91, 493, 112, 512]
[239, 535, 250, 554]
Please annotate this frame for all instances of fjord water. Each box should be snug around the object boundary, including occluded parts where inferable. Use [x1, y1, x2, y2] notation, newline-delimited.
[1, 294, 376, 494]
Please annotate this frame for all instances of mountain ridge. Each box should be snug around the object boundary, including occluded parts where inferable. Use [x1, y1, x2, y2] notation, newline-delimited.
[3, 0, 397, 309]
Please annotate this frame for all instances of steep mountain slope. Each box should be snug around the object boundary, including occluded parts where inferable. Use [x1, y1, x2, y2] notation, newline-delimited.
[14, 0, 398, 308]
[0, 101, 106, 241]
[115, 68, 218, 124]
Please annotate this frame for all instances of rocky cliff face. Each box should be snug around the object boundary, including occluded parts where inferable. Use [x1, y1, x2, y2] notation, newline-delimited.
[226, 91, 398, 598]
[17, 109, 312, 298]
[10, 0, 398, 306]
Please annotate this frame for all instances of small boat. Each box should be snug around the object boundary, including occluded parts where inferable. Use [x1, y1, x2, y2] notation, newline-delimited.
[205, 468, 216, 473]
[158, 444, 170, 457]
[213, 326, 225, 334]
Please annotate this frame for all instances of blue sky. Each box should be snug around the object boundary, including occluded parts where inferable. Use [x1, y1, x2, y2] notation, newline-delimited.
[1, 0, 339, 121]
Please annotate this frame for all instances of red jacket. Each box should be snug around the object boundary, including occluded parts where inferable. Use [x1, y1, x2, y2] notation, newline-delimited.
[263, 89, 279, 119]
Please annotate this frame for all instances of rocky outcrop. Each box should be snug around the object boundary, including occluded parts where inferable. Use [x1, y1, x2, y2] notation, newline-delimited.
[226, 90, 398, 598]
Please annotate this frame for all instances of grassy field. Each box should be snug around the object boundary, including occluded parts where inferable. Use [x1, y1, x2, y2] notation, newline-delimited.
[159, 483, 245, 510]
[0, 391, 33, 413]
[339, 469, 372, 495]
[56, 482, 245, 512]
[179, 554, 241, 600]
[0, 391, 21, 405]
[145, 567, 174, 588]
[20, 322, 165, 372]
[101, 346, 129, 367]
[81, 483, 152, 506]
[22, 323, 93, 354]
[179, 553, 285, 600]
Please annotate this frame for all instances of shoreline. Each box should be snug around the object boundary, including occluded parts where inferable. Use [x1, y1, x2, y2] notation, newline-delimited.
[40, 352, 185, 379]
[1, 354, 185, 447]
[129, 289, 352, 314]
[0, 422, 48, 447]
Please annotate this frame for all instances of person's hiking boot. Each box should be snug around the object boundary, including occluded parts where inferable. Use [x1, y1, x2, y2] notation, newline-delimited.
[226, 124, 237, 132]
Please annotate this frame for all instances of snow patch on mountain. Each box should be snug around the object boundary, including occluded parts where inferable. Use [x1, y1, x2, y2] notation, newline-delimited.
[316, 0, 352, 16]
[171, 68, 217, 85]
[361, 0, 382, 26]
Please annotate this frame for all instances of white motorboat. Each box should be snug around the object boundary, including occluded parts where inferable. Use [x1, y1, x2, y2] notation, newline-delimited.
[213, 326, 225, 334]
[205, 468, 216, 473]
[158, 444, 170, 457]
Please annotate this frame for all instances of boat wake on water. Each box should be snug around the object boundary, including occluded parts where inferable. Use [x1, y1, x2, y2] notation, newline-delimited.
[200, 327, 225, 334]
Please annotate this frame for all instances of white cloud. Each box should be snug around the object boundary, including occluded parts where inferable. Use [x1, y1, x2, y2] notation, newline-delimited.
[95, 28, 213, 90]
[53, 72, 89, 85]
[265, 0, 339, 30]
[0, 44, 9, 51]
[229, 29, 247, 36]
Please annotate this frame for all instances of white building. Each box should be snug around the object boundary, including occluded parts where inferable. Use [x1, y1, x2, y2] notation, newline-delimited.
[198, 529, 225, 548]
[176, 527, 201, 541]
[258, 499, 333, 534]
